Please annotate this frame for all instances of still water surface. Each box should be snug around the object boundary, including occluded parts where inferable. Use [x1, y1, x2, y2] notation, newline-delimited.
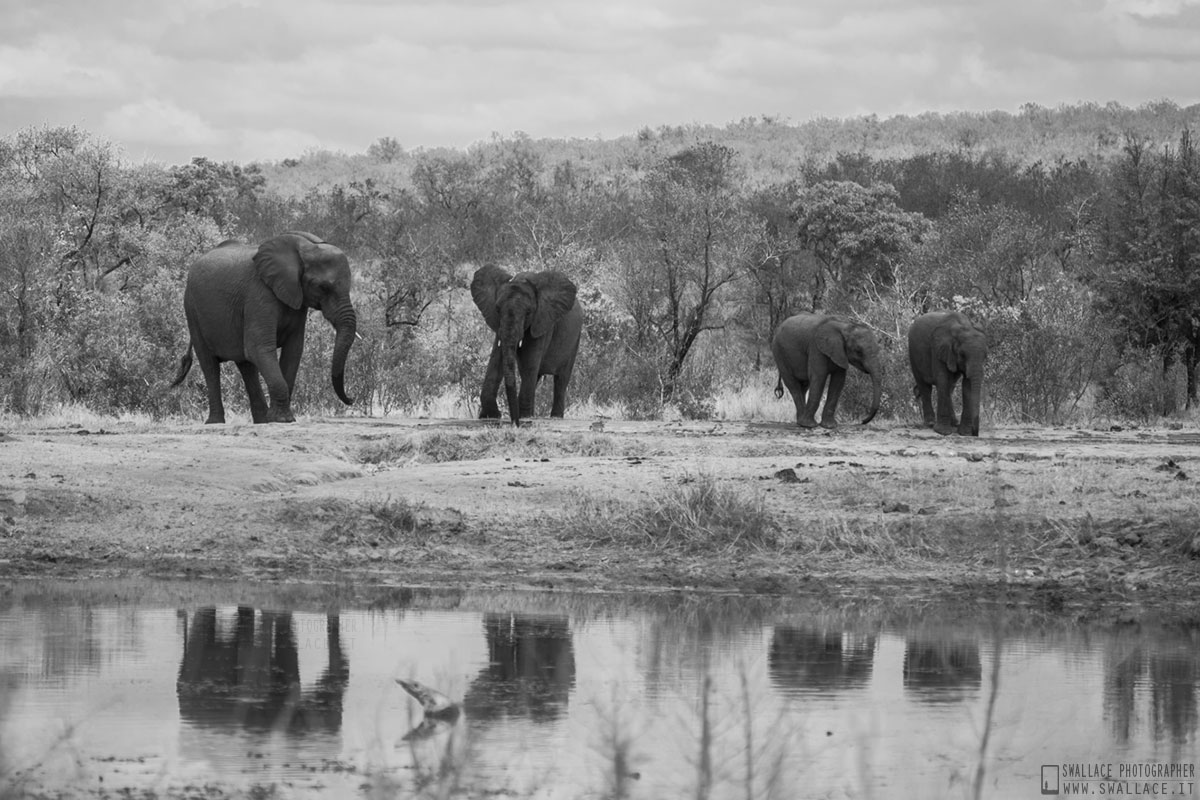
[0, 584, 1197, 799]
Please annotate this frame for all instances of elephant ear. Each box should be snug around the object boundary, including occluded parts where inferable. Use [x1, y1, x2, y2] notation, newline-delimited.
[471, 264, 513, 331]
[530, 271, 578, 339]
[937, 335, 960, 373]
[253, 233, 311, 310]
[816, 325, 850, 370]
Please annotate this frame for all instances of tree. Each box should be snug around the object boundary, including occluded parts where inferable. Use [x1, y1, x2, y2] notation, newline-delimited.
[792, 180, 928, 311]
[1095, 131, 1200, 411]
[624, 142, 761, 401]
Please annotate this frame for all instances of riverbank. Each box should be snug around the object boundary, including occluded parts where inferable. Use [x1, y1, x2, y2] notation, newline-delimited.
[1, 416, 1197, 624]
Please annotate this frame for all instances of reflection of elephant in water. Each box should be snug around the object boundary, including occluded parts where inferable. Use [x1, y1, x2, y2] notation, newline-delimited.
[907, 311, 987, 436]
[768, 627, 876, 691]
[172, 232, 358, 424]
[902, 638, 981, 701]
[771, 312, 882, 428]
[176, 607, 348, 733]
[470, 265, 583, 426]
[462, 613, 575, 722]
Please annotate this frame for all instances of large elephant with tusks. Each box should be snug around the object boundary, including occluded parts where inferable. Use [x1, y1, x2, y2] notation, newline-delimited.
[470, 265, 583, 426]
[172, 231, 357, 424]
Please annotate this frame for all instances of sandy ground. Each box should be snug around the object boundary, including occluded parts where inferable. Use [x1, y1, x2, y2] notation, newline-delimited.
[1, 416, 1198, 622]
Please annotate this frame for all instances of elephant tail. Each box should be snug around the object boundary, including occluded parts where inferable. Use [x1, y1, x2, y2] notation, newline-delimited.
[171, 344, 194, 388]
[773, 375, 784, 400]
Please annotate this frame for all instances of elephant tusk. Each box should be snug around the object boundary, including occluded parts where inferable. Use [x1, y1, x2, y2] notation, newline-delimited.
[355, 331, 363, 341]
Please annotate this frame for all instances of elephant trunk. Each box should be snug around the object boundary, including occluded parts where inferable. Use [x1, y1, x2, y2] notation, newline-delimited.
[962, 364, 984, 436]
[861, 358, 882, 425]
[501, 343, 520, 425]
[329, 301, 357, 406]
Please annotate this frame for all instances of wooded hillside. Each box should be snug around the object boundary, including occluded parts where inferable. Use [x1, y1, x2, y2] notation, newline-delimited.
[2, 100, 1199, 423]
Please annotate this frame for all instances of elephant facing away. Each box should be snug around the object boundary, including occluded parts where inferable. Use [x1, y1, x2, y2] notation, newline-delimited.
[470, 265, 583, 426]
[771, 312, 882, 428]
[907, 311, 987, 436]
[172, 231, 357, 424]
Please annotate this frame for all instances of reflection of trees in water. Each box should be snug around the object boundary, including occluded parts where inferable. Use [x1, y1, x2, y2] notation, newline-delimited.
[1104, 645, 1199, 745]
[639, 603, 768, 695]
[902, 639, 982, 701]
[768, 627, 875, 692]
[28, 607, 103, 680]
[176, 607, 348, 734]
[462, 613, 574, 723]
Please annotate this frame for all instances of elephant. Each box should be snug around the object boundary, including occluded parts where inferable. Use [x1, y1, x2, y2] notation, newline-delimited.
[171, 231, 357, 424]
[907, 311, 987, 436]
[770, 312, 882, 428]
[470, 265, 583, 426]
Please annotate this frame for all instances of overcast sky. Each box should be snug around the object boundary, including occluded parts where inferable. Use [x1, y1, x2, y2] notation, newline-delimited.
[2, 0, 1199, 166]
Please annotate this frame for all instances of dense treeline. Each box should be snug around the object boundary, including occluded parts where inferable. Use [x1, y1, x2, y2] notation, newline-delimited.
[1, 100, 1198, 423]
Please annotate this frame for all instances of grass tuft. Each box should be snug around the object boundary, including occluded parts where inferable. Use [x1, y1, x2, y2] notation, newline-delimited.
[281, 495, 443, 548]
[572, 474, 779, 553]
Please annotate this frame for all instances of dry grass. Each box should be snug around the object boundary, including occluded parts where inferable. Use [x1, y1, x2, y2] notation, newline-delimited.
[357, 427, 649, 465]
[280, 495, 450, 548]
[571, 474, 780, 553]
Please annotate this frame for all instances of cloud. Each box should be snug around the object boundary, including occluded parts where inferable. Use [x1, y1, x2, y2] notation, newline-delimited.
[1, 0, 1199, 164]
[103, 97, 222, 148]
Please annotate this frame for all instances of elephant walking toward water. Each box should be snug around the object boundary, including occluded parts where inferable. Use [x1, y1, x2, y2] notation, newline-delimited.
[771, 312, 882, 428]
[470, 265, 583, 426]
[171, 232, 357, 424]
[907, 311, 987, 436]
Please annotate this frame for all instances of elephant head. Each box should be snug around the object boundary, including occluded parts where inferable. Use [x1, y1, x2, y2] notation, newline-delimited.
[471, 265, 578, 424]
[254, 231, 357, 406]
[817, 317, 883, 424]
[934, 316, 987, 436]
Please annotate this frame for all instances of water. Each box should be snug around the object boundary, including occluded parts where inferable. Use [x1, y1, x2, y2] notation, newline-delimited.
[0, 582, 1197, 799]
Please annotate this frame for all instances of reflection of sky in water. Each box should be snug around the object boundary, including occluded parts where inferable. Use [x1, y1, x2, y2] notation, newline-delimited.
[0, 597, 1196, 799]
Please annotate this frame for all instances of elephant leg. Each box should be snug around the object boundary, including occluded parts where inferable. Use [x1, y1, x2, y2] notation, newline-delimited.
[517, 369, 538, 420]
[516, 346, 544, 420]
[550, 361, 575, 419]
[479, 344, 502, 419]
[193, 344, 226, 425]
[249, 347, 294, 424]
[278, 331, 304, 402]
[236, 362, 269, 424]
[933, 372, 960, 436]
[777, 371, 810, 427]
[914, 381, 935, 427]
[819, 370, 846, 429]
[799, 369, 827, 429]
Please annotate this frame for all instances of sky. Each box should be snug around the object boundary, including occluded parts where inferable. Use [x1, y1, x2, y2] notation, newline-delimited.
[2, 0, 1200, 166]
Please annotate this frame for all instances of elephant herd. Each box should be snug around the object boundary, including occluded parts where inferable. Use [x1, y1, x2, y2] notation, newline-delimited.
[171, 231, 985, 436]
[772, 309, 987, 437]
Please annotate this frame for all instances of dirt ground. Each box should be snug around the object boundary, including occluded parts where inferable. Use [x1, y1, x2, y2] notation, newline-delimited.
[1, 415, 1198, 623]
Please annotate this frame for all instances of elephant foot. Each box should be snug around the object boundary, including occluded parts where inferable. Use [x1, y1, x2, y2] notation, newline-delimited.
[932, 423, 956, 436]
[204, 415, 225, 425]
[266, 407, 296, 424]
[819, 419, 838, 430]
[479, 407, 501, 420]
[795, 419, 818, 429]
[958, 425, 979, 437]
